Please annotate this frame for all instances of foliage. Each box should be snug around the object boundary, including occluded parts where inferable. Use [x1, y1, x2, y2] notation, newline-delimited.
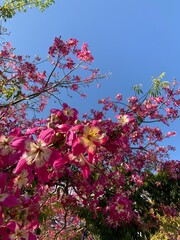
[150, 215, 180, 240]
[0, 0, 55, 20]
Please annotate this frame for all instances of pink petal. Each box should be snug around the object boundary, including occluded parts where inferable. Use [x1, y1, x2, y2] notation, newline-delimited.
[49, 149, 65, 165]
[27, 220, 39, 230]
[11, 137, 28, 150]
[57, 124, 70, 133]
[9, 128, 22, 137]
[53, 155, 68, 170]
[0, 173, 8, 191]
[88, 152, 94, 164]
[0, 227, 10, 240]
[36, 166, 48, 183]
[3, 195, 20, 207]
[38, 128, 55, 145]
[28, 232, 37, 240]
[71, 124, 84, 132]
[72, 138, 86, 156]
[26, 127, 41, 135]
[66, 130, 76, 146]
[14, 158, 27, 174]
[81, 164, 90, 178]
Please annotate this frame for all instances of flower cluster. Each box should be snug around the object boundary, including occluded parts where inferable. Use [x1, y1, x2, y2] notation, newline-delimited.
[0, 37, 101, 133]
[0, 40, 180, 239]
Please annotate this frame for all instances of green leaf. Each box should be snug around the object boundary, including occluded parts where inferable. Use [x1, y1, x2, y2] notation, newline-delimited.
[4, 87, 16, 100]
[132, 84, 143, 95]
[1, 0, 55, 20]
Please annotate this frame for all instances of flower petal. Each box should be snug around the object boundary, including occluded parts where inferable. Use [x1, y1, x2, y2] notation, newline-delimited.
[72, 138, 86, 156]
[38, 128, 55, 145]
[14, 158, 27, 174]
[11, 137, 28, 151]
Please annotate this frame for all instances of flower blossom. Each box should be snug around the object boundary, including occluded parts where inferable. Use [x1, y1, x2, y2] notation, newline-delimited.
[14, 170, 29, 189]
[76, 43, 94, 62]
[69, 123, 108, 178]
[116, 114, 134, 126]
[23, 139, 51, 168]
[72, 123, 108, 156]
[12, 129, 66, 182]
[9, 224, 28, 240]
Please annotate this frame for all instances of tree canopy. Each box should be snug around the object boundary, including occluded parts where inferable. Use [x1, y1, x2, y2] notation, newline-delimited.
[0, 2, 179, 240]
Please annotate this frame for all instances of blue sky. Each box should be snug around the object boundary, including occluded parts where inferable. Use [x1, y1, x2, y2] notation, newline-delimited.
[2, 0, 180, 159]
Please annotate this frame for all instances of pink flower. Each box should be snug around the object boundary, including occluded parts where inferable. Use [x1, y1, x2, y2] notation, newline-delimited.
[76, 43, 94, 62]
[53, 154, 69, 170]
[13, 169, 33, 190]
[12, 129, 66, 182]
[67, 38, 79, 47]
[49, 104, 78, 126]
[0, 134, 14, 156]
[69, 153, 92, 178]
[17, 139, 51, 168]
[115, 93, 122, 101]
[48, 37, 70, 57]
[72, 123, 108, 155]
[0, 194, 19, 208]
[116, 114, 134, 126]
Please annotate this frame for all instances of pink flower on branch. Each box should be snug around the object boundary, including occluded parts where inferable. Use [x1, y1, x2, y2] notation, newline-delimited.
[72, 123, 108, 156]
[66, 122, 108, 178]
[23, 139, 51, 168]
[76, 43, 94, 62]
[11, 129, 66, 182]
[48, 37, 71, 57]
[1, 37, 180, 240]
[116, 114, 135, 126]
[49, 104, 78, 126]
[8, 222, 37, 240]
[0, 37, 101, 130]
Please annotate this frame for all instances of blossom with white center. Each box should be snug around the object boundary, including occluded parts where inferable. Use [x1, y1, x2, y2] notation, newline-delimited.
[63, 107, 74, 117]
[0, 135, 14, 155]
[14, 170, 28, 189]
[81, 125, 107, 153]
[10, 224, 28, 240]
[116, 114, 130, 126]
[23, 139, 51, 168]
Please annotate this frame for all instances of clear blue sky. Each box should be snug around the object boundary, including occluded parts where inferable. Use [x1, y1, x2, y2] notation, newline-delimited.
[3, 0, 180, 160]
